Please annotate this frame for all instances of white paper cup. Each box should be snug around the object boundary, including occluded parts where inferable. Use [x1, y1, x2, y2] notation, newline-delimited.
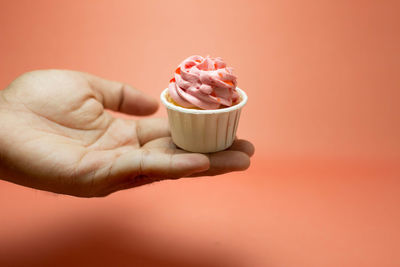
[160, 87, 247, 153]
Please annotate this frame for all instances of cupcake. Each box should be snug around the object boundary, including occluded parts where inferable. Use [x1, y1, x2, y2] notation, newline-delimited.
[160, 55, 247, 153]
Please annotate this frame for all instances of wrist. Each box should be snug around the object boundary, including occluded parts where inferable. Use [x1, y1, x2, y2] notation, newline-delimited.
[0, 90, 6, 179]
[0, 90, 12, 181]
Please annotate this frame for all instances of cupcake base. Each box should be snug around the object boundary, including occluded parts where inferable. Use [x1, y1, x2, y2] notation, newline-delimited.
[161, 87, 247, 153]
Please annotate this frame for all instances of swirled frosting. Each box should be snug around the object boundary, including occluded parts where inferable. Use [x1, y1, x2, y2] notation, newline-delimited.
[168, 55, 239, 110]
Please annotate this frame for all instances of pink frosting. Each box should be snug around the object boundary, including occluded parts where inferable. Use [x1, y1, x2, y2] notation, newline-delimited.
[168, 55, 239, 110]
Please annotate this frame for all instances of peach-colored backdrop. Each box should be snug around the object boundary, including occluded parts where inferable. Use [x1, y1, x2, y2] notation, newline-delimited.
[1, 0, 399, 266]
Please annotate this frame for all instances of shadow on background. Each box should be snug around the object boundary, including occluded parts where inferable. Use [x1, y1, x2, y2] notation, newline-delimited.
[0, 214, 244, 267]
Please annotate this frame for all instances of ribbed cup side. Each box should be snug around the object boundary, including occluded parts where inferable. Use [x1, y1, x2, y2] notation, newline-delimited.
[167, 108, 242, 153]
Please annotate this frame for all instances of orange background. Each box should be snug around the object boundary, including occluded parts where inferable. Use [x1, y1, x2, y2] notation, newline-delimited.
[1, 0, 399, 266]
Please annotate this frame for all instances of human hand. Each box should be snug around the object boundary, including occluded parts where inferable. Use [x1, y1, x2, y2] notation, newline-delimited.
[0, 70, 254, 197]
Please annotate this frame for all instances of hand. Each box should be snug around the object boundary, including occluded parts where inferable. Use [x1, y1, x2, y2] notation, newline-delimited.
[0, 70, 254, 197]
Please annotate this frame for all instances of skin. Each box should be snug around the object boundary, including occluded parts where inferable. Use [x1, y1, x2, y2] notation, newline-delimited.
[0, 70, 254, 197]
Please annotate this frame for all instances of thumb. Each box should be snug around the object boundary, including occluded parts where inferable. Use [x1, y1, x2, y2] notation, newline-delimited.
[80, 72, 159, 116]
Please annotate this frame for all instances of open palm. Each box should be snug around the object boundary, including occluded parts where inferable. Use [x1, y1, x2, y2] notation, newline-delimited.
[0, 70, 253, 197]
